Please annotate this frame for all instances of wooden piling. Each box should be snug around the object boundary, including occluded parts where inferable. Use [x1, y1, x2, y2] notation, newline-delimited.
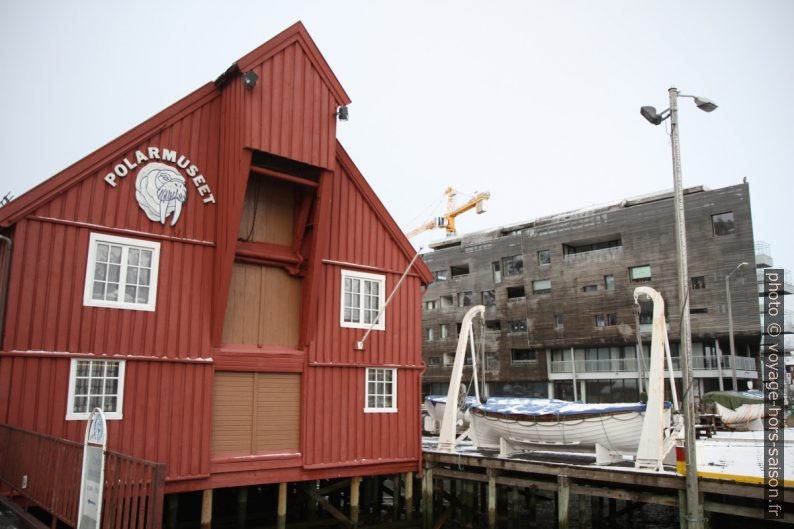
[277, 482, 288, 529]
[511, 487, 520, 528]
[578, 494, 587, 529]
[200, 489, 212, 529]
[351, 476, 361, 528]
[405, 472, 414, 521]
[527, 487, 536, 522]
[678, 489, 687, 529]
[487, 470, 497, 529]
[166, 494, 178, 529]
[393, 473, 402, 521]
[422, 467, 434, 529]
[237, 486, 248, 529]
[557, 476, 570, 529]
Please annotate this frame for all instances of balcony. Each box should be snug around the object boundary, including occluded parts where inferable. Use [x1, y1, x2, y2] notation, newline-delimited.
[550, 354, 756, 373]
[757, 267, 793, 295]
[755, 241, 773, 268]
[759, 309, 794, 335]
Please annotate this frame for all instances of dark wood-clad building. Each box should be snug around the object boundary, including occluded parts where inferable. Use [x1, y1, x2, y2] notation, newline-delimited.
[0, 21, 431, 521]
[421, 183, 762, 403]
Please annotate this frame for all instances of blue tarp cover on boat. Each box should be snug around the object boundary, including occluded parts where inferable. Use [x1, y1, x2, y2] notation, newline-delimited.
[472, 398, 648, 416]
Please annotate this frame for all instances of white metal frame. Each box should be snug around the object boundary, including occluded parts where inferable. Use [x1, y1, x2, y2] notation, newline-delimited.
[340, 269, 385, 330]
[83, 232, 161, 312]
[364, 367, 397, 413]
[66, 358, 126, 420]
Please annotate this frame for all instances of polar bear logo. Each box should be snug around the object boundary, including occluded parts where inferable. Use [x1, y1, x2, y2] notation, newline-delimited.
[135, 162, 188, 226]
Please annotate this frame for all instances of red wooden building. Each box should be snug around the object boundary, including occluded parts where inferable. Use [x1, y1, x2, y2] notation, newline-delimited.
[0, 21, 431, 522]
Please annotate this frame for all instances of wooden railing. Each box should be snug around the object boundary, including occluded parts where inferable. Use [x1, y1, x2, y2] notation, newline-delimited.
[0, 423, 165, 529]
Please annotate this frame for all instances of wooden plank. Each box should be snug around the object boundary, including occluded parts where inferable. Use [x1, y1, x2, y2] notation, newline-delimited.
[301, 483, 352, 528]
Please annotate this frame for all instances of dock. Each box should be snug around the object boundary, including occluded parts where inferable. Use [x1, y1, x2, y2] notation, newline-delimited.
[420, 436, 793, 528]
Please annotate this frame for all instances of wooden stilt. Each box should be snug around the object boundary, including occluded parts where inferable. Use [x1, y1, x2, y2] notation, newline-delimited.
[422, 467, 434, 529]
[578, 493, 587, 529]
[557, 476, 570, 529]
[200, 489, 212, 529]
[528, 487, 536, 522]
[237, 487, 248, 529]
[591, 496, 601, 528]
[608, 498, 616, 517]
[511, 487, 520, 528]
[277, 482, 288, 529]
[678, 489, 688, 529]
[351, 476, 361, 528]
[487, 470, 497, 529]
[405, 472, 414, 521]
[392, 473, 402, 521]
[166, 494, 179, 529]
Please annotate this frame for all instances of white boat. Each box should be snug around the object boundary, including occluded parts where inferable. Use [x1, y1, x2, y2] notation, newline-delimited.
[424, 395, 524, 434]
[468, 398, 669, 456]
[701, 390, 765, 430]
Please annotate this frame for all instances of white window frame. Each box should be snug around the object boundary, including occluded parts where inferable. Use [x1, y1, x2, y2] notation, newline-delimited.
[83, 232, 161, 312]
[66, 358, 126, 420]
[340, 270, 386, 330]
[364, 367, 397, 413]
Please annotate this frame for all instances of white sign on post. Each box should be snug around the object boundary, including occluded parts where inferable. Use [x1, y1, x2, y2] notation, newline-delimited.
[78, 409, 107, 529]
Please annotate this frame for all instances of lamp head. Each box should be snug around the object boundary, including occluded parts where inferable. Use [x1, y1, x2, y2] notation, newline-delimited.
[738, 261, 749, 270]
[640, 106, 664, 125]
[336, 105, 349, 121]
[243, 70, 259, 90]
[694, 97, 718, 112]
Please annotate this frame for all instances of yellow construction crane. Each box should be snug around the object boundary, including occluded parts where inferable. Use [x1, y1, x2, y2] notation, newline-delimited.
[406, 187, 490, 239]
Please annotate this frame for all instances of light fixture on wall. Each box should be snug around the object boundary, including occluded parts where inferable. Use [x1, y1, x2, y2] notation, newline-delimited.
[335, 106, 349, 121]
[243, 70, 259, 90]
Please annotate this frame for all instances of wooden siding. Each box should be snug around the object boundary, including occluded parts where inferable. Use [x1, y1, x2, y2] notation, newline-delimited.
[237, 177, 295, 245]
[211, 372, 300, 454]
[222, 263, 302, 347]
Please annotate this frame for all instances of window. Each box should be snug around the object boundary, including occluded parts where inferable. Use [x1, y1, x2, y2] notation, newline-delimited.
[555, 314, 564, 330]
[66, 359, 126, 420]
[485, 320, 501, 331]
[485, 352, 500, 371]
[441, 324, 449, 339]
[450, 264, 470, 278]
[607, 313, 618, 326]
[502, 255, 524, 276]
[425, 299, 437, 310]
[604, 274, 615, 291]
[443, 353, 455, 366]
[538, 249, 551, 266]
[428, 356, 441, 367]
[457, 291, 473, 307]
[341, 270, 385, 330]
[456, 322, 462, 334]
[508, 320, 527, 333]
[482, 290, 496, 306]
[582, 284, 597, 293]
[433, 270, 448, 281]
[440, 295, 454, 308]
[511, 349, 537, 364]
[712, 212, 735, 236]
[595, 314, 606, 327]
[629, 265, 652, 282]
[365, 368, 397, 413]
[692, 276, 706, 290]
[532, 279, 551, 294]
[690, 307, 709, 314]
[83, 233, 161, 311]
[638, 301, 653, 325]
[426, 327, 434, 341]
[563, 238, 622, 256]
[507, 285, 525, 300]
[492, 261, 502, 283]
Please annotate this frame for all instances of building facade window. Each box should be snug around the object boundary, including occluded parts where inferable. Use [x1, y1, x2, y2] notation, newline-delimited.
[426, 327, 434, 341]
[428, 356, 441, 366]
[507, 285, 526, 300]
[341, 270, 385, 330]
[629, 265, 652, 282]
[538, 249, 551, 266]
[508, 320, 527, 333]
[450, 264, 470, 277]
[66, 359, 126, 420]
[606, 313, 618, 326]
[485, 352, 500, 371]
[532, 279, 551, 294]
[511, 349, 537, 364]
[582, 284, 597, 293]
[425, 299, 437, 310]
[711, 211, 735, 236]
[457, 291, 473, 307]
[691, 276, 706, 289]
[365, 368, 397, 413]
[482, 290, 496, 306]
[485, 320, 501, 331]
[604, 274, 615, 290]
[83, 233, 161, 312]
[595, 314, 606, 327]
[555, 314, 564, 330]
[441, 324, 449, 339]
[433, 270, 448, 281]
[492, 261, 502, 283]
[502, 255, 524, 276]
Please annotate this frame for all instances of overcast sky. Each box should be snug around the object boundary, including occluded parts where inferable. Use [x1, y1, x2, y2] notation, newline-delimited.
[1, 1, 792, 270]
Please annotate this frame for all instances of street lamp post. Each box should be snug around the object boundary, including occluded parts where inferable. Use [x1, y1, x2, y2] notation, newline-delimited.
[726, 262, 749, 391]
[641, 87, 717, 529]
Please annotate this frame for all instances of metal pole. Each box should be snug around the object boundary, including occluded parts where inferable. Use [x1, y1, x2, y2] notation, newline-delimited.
[668, 86, 703, 529]
[726, 273, 738, 390]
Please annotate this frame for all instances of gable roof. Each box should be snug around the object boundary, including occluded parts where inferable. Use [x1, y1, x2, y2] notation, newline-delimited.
[0, 21, 350, 228]
[335, 141, 433, 285]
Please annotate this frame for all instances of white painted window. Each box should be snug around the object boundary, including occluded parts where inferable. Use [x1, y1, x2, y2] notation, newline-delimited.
[341, 270, 385, 330]
[365, 368, 397, 413]
[83, 233, 161, 311]
[66, 359, 126, 420]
